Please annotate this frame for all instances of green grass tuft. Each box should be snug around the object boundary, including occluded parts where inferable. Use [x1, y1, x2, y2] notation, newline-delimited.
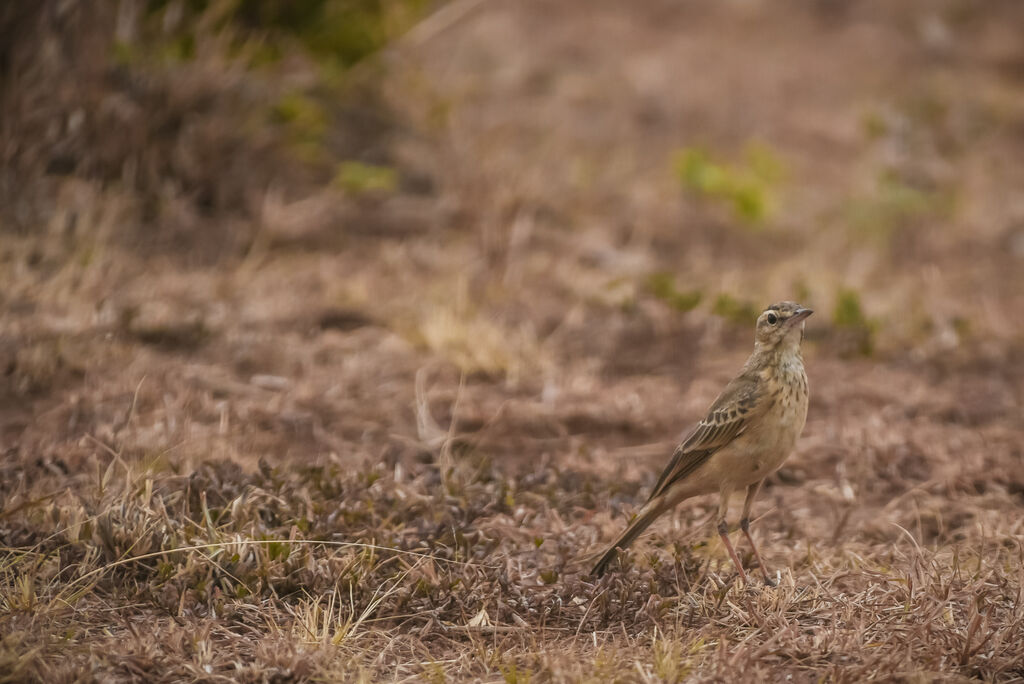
[832, 288, 876, 356]
[673, 142, 785, 225]
[712, 293, 759, 325]
[647, 273, 702, 312]
[334, 161, 398, 195]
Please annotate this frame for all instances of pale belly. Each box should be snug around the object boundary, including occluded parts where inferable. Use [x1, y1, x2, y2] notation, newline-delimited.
[700, 372, 808, 491]
[731, 399, 807, 485]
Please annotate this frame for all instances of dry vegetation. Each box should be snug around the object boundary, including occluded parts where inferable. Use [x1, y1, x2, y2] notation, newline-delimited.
[3, 0, 1024, 681]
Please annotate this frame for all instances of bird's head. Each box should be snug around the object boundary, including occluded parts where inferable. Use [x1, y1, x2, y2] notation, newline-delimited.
[754, 301, 813, 350]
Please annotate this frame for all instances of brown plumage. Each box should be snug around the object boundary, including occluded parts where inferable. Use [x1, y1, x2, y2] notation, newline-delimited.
[591, 301, 812, 583]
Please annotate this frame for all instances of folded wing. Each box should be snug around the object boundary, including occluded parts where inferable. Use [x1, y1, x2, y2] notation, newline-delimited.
[646, 371, 764, 502]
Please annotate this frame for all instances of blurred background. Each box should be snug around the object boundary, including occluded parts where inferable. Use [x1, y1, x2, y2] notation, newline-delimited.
[3, 0, 1024, 678]
[3, 0, 1021, 464]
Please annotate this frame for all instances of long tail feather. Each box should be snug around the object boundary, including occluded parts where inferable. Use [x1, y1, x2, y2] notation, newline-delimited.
[591, 501, 666, 577]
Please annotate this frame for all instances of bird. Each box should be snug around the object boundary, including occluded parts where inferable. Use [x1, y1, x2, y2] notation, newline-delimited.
[591, 301, 812, 584]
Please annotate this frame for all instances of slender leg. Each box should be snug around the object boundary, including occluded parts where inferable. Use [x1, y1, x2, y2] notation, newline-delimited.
[715, 488, 747, 583]
[740, 480, 775, 586]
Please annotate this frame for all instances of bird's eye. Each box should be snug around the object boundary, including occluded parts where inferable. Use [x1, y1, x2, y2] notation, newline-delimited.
[766, 313, 778, 325]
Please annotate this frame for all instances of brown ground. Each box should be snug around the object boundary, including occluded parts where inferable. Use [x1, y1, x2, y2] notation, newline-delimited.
[3, 1, 1024, 681]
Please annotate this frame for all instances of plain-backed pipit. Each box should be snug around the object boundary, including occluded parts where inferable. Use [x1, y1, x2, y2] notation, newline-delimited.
[592, 301, 812, 584]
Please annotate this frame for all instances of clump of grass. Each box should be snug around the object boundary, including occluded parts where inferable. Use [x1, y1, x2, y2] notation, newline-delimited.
[28, 0, 420, 255]
[237, 0, 429, 68]
[141, 0, 429, 69]
[501, 661, 533, 684]
[673, 142, 785, 225]
[647, 273, 702, 312]
[832, 288, 876, 356]
[334, 160, 398, 196]
[272, 93, 330, 161]
[651, 633, 699, 683]
[711, 293, 759, 325]
[860, 109, 889, 140]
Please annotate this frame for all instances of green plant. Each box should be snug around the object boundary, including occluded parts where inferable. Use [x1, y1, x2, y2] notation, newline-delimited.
[334, 161, 398, 195]
[143, 0, 430, 68]
[271, 93, 330, 159]
[673, 142, 785, 224]
[502, 662, 532, 684]
[652, 635, 693, 683]
[647, 273, 702, 312]
[712, 293, 759, 325]
[236, 0, 429, 68]
[832, 288, 876, 356]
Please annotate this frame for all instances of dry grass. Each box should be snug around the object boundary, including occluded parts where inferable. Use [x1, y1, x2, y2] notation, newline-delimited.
[3, 0, 1024, 681]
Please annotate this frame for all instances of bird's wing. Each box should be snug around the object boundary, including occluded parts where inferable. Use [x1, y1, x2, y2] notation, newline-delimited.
[646, 371, 765, 502]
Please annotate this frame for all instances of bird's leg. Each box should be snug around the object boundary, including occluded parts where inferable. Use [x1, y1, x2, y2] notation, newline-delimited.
[740, 480, 775, 586]
[716, 489, 747, 583]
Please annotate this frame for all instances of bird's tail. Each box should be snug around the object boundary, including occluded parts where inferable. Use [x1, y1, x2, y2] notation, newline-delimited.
[591, 501, 666, 577]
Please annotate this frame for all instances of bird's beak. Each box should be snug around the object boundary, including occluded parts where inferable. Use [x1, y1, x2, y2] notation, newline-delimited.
[788, 308, 813, 325]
